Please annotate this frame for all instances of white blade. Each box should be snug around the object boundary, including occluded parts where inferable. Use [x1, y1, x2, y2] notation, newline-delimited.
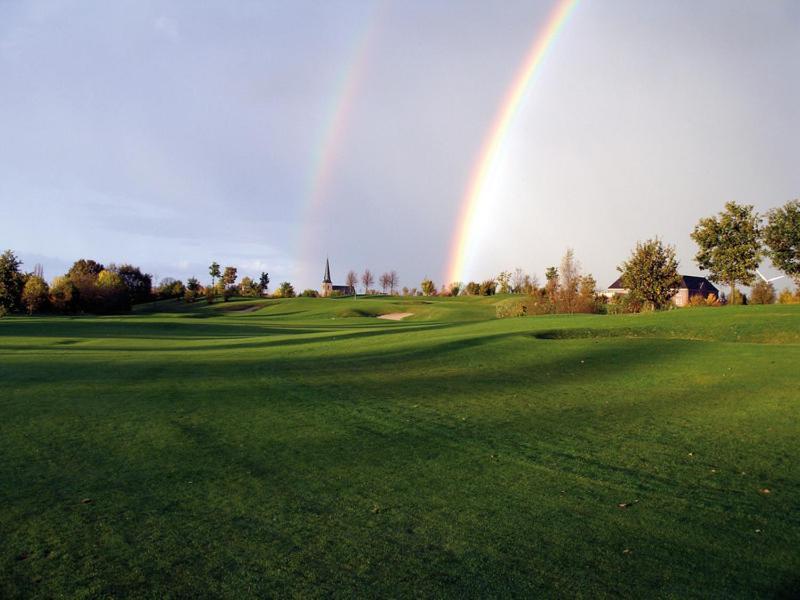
[756, 269, 785, 284]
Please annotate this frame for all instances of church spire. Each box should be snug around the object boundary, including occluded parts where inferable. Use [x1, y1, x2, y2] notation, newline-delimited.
[323, 257, 332, 283]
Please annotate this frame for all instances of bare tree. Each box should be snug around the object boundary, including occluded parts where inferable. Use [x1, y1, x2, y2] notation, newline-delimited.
[379, 272, 390, 294]
[361, 269, 374, 295]
[346, 270, 358, 295]
[388, 270, 398, 295]
[511, 268, 526, 293]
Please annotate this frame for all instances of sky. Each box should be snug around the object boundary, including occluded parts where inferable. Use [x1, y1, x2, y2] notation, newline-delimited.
[1, 0, 798, 291]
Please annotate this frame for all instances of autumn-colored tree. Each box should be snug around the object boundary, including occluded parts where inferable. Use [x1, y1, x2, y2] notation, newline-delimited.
[749, 280, 776, 305]
[420, 278, 436, 296]
[96, 269, 130, 312]
[361, 269, 374, 294]
[464, 281, 480, 295]
[618, 238, 681, 310]
[222, 266, 238, 289]
[22, 275, 49, 315]
[577, 275, 598, 313]
[691, 202, 762, 304]
[557, 249, 581, 313]
[764, 199, 800, 285]
[239, 276, 259, 297]
[49, 276, 79, 313]
[479, 279, 497, 296]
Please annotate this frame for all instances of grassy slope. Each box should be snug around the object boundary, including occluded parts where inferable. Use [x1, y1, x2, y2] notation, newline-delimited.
[1, 298, 799, 598]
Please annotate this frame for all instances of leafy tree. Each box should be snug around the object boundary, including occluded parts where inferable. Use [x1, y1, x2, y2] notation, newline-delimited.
[479, 279, 497, 296]
[277, 281, 296, 298]
[205, 286, 216, 304]
[187, 277, 201, 293]
[67, 259, 104, 279]
[691, 201, 762, 303]
[618, 238, 681, 310]
[497, 271, 511, 294]
[402, 286, 410, 296]
[778, 288, 800, 304]
[449, 282, 462, 296]
[184, 277, 200, 303]
[420, 278, 436, 296]
[749, 280, 776, 304]
[544, 266, 559, 307]
[259, 272, 270, 294]
[113, 264, 152, 305]
[464, 281, 480, 296]
[346, 270, 358, 294]
[66, 259, 105, 311]
[22, 275, 49, 315]
[222, 266, 238, 289]
[96, 270, 130, 312]
[577, 275, 598, 313]
[361, 269, 374, 294]
[49, 276, 79, 313]
[300, 289, 319, 297]
[156, 278, 185, 299]
[0, 250, 25, 313]
[763, 199, 800, 285]
[209, 262, 221, 287]
[239, 276, 259, 297]
[557, 249, 581, 313]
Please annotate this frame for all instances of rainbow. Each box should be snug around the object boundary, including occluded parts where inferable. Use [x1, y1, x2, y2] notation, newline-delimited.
[297, 7, 383, 282]
[445, 0, 579, 284]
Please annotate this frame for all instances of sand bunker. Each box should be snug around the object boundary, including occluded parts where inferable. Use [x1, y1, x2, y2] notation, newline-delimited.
[377, 312, 413, 321]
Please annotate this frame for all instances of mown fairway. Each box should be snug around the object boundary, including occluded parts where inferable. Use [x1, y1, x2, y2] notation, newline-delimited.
[2, 298, 799, 597]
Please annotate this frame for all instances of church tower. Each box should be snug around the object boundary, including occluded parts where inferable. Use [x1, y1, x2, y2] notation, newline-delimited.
[320, 258, 333, 297]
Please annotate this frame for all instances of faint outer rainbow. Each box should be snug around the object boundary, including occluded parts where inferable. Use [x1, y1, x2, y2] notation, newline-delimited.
[445, 0, 578, 284]
[298, 7, 383, 282]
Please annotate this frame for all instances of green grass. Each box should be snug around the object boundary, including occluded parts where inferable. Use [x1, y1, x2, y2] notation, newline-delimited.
[1, 298, 799, 597]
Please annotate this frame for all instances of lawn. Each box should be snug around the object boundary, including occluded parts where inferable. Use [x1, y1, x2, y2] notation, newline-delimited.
[1, 298, 799, 597]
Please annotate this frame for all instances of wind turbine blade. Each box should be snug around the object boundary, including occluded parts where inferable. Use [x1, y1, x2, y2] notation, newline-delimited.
[756, 269, 768, 283]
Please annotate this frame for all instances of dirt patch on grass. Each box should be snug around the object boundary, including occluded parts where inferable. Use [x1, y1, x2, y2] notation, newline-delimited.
[377, 312, 413, 321]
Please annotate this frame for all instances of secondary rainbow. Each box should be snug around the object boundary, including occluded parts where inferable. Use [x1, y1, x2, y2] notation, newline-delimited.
[297, 7, 383, 283]
[445, 0, 579, 284]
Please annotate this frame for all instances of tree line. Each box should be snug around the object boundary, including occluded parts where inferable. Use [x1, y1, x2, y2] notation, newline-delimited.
[0, 256, 285, 316]
[1, 199, 796, 316]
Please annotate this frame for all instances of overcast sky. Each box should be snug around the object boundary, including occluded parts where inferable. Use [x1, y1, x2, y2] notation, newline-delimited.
[2, 0, 798, 290]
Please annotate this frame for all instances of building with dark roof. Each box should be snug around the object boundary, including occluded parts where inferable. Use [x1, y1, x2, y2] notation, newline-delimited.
[605, 275, 719, 307]
[320, 258, 355, 297]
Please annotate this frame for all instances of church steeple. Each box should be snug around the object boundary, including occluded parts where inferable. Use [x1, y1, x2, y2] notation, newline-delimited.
[323, 257, 332, 284]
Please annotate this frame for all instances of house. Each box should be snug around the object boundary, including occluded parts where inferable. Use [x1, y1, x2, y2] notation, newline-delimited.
[605, 275, 719, 307]
[320, 258, 355, 297]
